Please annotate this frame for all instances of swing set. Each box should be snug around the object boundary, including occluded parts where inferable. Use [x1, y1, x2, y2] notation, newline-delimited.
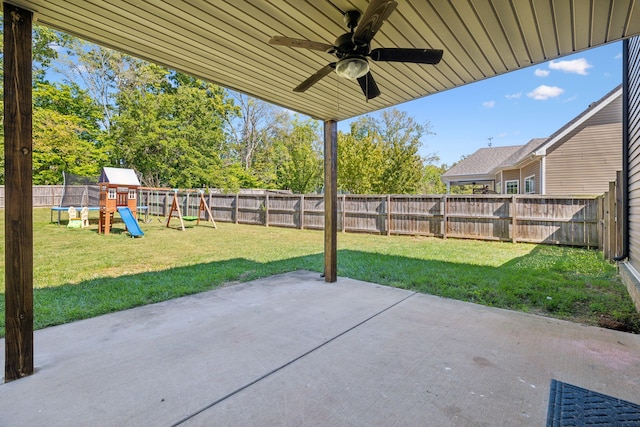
[165, 189, 217, 231]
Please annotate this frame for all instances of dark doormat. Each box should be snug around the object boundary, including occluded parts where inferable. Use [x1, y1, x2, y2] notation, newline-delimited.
[547, 379, 640, 426]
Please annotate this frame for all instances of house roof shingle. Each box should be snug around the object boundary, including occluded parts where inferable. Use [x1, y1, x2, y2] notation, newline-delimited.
[496, 138, 548, 169]
[442, 146, 523, 179]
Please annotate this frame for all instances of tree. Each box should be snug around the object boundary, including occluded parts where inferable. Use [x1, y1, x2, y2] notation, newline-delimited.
[420, 163, 448, 194]
[31, 81, 106, 183]
[32, 108, 107, 184]
[108, 66, 239, 188]
[338, 108, 435, 194]
[274, 118, 323, 193]
[337, 130, 384, 194]
[226, 93, 286, 171]
[0, 24, 89, 184]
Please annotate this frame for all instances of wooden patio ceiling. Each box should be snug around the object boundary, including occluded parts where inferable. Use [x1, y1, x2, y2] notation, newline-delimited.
[5, 0, 640, 122]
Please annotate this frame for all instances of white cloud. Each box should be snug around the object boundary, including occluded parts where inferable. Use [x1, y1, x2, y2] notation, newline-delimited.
[505, 92, 521, 100]
[534, 69, 550, 77]
[482, 101, 496, 108]
[615, 52, 623, 60]
[548, 58, 592, 75]
[527, 85, 564, 100]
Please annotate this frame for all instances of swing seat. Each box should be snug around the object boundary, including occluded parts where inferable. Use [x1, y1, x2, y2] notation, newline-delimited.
[183, 216, 199, 221]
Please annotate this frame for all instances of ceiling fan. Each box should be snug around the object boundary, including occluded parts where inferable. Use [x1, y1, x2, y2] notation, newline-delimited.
[269, 0, 443, 100]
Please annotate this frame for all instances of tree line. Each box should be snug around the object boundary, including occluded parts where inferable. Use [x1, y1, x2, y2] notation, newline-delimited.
[1, 24, 459, 194]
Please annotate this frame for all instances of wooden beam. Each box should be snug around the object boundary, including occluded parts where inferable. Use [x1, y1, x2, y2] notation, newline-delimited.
[4, 3, 34, 382]
[324, 120, 337, 282]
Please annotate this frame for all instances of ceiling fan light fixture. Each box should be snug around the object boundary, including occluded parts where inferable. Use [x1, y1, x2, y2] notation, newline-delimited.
[335, 56, 369, 79]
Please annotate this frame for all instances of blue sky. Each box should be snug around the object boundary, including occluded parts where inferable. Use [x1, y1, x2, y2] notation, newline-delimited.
[341, 41, 623, 167]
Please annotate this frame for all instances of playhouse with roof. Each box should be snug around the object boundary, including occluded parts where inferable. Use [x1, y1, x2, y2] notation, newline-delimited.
[98, 167, 142, 236]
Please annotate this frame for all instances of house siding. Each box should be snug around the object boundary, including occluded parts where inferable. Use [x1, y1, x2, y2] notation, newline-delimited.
[544, 98, 622, 195]
[625, 36, 640, 304]
[501, 169, 520, 193]
[520, 160, 541, 194]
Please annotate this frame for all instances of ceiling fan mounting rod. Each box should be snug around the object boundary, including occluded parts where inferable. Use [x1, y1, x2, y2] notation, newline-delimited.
[344, 10, 361, 30]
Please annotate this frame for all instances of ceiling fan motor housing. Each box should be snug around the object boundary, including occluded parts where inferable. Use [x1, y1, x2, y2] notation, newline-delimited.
[334, 32, 370, 59]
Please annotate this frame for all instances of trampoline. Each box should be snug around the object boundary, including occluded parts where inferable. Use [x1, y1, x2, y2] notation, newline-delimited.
[50, 171, 100, 225]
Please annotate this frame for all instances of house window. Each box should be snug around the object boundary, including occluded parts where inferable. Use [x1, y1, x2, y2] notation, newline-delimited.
[506, 180, 519, 194]
[524, 175, 535, 194]
[128, 189, 137, 200]
[108, 189, 117, 200]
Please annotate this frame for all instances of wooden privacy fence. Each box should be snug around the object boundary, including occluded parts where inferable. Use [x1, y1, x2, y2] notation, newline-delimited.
[137, 189, 602, 247]
[0, 185, 65, 208]
[0, 185, 610, 248]
[600, 171, 625, 261]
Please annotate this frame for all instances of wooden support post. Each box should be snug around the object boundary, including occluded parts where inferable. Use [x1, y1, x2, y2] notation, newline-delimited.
[167, 191, 185, 231]
[264, 193, 269, 227]
[4, 4, 34, 382]
[196, 192, 216, 228]
[324, 120, 338, 282]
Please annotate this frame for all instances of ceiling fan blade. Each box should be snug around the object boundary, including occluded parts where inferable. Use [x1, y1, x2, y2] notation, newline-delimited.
[294, 63, 336, 92]
[269, 36, 334, 52]
[357, 72, 381, 100]
[369, 48, 444, 64]
[354, 0, 398, 43]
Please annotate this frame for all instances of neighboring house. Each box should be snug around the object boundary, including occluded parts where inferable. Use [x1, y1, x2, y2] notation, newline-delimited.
[441, 85, 622, 195]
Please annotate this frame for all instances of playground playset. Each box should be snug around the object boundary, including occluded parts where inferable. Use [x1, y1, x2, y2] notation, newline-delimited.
[98, 167, 144, 237]
[165, 190, 217, 231]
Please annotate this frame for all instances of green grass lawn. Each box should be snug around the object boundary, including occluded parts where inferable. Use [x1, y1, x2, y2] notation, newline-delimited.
[0, 207, 638, 336]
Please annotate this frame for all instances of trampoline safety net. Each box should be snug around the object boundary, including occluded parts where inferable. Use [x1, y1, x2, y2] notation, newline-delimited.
[59, 171, 100, 207]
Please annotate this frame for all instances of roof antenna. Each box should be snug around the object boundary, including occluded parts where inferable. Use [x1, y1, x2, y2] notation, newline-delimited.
[487, 137, 493, 147]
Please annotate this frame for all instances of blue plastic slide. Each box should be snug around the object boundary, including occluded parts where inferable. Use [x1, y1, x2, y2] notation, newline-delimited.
[116, 207, 144, 237]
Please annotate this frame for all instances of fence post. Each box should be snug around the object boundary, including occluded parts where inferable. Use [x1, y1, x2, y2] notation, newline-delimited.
[511, 195, 518, 243]
[163, 191, 168, 217]
[603, 190, 611, 260]
[386, 194, 392, 236]
[441, 195, 447, 239]
[264, 193, 269, 227]
[607, 180, 616, 261]
[208, 191, 212, 221]
[342, 194, 346, 232]
[597, 195, 604, 252]
[615, 170, 624, 258]
[299, 194, 305, 230]
[234, 194, 239, 224]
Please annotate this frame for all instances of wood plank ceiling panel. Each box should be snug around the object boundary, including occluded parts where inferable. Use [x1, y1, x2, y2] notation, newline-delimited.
[550, 0, 574, 54]
[4, 0, 640, 121]
[572, 1, 593, 51]
[467, 0, 519, 71]
[490, 0, 534, 68]
[530, 0, 559, 58]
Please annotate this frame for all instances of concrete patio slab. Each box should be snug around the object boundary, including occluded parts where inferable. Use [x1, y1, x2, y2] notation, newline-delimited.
[1, 270, 639, 426]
